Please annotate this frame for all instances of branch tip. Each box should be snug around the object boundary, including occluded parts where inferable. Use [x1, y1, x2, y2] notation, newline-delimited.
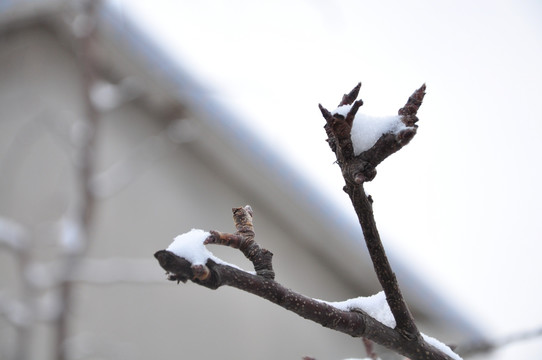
[340, 82, 362, 106]
[345, 99, 364, 127]
[318, 104, 333, 123]
[399, 84, 427, 117]
[397, 127, 417, 145]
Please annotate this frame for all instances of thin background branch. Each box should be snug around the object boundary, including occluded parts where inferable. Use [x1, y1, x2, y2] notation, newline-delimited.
[54, 1, 101, 359]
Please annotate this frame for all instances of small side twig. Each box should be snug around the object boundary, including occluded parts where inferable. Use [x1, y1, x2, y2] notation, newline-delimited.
[55, 2, 101, 359]
[205, 205, 274, 279]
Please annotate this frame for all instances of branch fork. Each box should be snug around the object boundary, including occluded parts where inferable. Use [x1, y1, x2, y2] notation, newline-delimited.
[154, 83, 461, 360]
[319, 82, 425, 184]
[155, 205, 274, 288]
[320, 83, 427, 339]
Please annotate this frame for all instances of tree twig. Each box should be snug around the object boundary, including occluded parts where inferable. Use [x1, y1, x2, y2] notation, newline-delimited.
[155, 84, 460, 360]
[55, 2, 101, 359]
[154, 206, 455, 360]
[319, 83, 425, 339]
[154, 248, 452, 360]
[205, 205, 274, 279]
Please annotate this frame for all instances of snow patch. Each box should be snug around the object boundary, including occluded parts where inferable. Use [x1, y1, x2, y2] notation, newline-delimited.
[333, 104, 353, 117]
[167, 229, 213, 265]
[422, 333, 463, 360]
[317, 291, 396, 328]
[332, 105, 406, 155]
[166, 229, 245, 270]
[318, 292, 461, 359]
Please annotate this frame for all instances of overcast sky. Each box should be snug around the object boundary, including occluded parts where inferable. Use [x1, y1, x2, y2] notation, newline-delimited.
[111, 1, 542, 358]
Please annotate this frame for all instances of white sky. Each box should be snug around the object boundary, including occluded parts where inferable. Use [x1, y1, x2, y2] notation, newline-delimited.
[111, 1, 542, 358]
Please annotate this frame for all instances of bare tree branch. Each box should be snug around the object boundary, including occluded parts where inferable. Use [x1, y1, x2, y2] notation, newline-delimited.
[319, 84, 425, 339]
[54, 2, 101, 359]
[155, 209, 455, 360]
[154, 84, 461, 360]
[154, 249, 452, 360]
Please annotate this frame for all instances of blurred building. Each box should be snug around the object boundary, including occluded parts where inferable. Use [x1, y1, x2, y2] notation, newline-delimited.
[0, 1, 485, 359]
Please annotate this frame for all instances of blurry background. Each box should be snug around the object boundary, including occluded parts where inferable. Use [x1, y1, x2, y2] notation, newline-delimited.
[1, 0, 541, 359]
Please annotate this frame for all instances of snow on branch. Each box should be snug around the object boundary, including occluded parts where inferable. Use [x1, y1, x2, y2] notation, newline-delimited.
[319, 83, 425, 183]
[318, 83, 462, 360]
[158, 205, 274, 283]
[154, 84, 462, 360]
[155, 206, 456, 360]
[317, 292, 396, 328]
